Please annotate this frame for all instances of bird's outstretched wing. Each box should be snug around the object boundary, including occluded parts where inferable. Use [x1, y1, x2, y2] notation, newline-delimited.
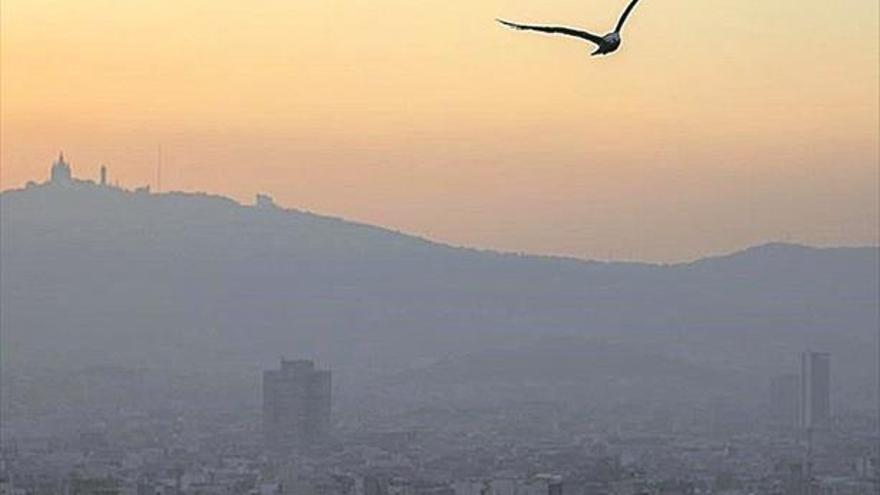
[614, 0, 641, 33]
[497, 19, 604, 46]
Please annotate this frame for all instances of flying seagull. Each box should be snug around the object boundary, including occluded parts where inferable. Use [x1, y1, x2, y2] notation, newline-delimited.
[497, 0, 642, 56]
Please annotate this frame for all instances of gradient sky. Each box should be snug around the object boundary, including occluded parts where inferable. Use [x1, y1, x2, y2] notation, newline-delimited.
[2, 0, 878, 262]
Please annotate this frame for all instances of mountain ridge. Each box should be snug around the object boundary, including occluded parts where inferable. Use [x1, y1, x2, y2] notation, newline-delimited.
[1, 180, 877, 395]
[2, 180, 873, 266]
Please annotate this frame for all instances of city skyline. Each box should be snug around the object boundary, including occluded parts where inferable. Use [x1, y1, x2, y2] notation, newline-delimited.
[2, 0, 878, 262]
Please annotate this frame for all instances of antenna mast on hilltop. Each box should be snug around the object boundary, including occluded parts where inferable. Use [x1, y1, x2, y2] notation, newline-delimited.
[156, 144, 163, 193]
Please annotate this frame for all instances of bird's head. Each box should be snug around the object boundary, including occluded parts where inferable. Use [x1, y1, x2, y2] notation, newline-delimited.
[605, 32, 621, 44]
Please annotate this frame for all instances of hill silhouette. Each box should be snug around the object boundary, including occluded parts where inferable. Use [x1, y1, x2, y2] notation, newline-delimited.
[1, 180, 877, 396]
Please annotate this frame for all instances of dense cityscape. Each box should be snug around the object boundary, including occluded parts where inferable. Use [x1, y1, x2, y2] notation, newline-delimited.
[2, 354, 879, 494]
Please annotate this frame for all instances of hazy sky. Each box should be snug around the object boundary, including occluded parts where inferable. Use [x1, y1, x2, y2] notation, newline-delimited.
[2, 0, 878, 261]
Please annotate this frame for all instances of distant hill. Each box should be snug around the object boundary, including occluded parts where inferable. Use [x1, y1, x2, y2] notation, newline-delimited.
[1, 181, 877, 395]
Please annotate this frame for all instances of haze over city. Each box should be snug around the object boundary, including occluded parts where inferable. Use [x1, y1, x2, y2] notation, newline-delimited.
[1, 0, 879, 494]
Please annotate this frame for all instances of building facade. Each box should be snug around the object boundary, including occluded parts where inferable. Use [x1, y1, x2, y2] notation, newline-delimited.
[262, 359, 331, 451]
[799, 351, 830, 429]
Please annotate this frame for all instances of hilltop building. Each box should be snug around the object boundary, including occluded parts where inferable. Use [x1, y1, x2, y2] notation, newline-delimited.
[38, 153, 131, 191]
[255, 193, 276, 209]
[50, 152, 72, 184]
[262, 359, 331, 452]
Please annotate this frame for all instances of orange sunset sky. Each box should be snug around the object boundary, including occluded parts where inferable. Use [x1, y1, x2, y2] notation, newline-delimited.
[1, 0, 878, 262]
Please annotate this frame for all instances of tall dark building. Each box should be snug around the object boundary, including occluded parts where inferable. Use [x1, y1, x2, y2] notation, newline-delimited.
[800, 351, 830, 429]
[262, 359, 331, 451]
[769, 373, 799, 429]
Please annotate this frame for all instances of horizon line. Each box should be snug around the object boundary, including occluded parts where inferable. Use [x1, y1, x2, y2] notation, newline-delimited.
[2, 168, 878, 267]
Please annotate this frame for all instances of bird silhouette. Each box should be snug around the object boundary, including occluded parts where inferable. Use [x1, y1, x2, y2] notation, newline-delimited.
[497, 0, 642, 56]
